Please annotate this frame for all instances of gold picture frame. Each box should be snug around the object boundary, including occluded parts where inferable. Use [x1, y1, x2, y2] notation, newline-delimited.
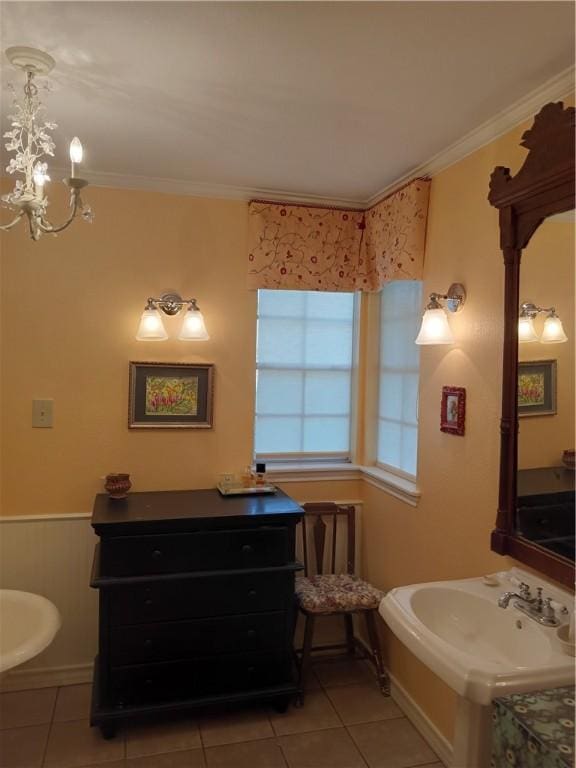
[129, 362, 214, 428]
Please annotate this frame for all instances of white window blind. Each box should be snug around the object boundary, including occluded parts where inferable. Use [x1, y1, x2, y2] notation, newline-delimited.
[377, 281, 422, 477]
[255, 290, 355, 458]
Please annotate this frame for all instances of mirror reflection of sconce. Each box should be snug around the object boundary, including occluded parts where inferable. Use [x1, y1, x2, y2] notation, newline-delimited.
[415, 283, 466, 345]
[136, 293, 209, 341]
[518, 302, 567, 344]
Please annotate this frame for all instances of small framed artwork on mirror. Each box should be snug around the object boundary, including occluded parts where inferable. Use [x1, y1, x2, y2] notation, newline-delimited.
[517, 360, 557, 417]
[440, 386, 466, 435]
[129, 362, 214, 428]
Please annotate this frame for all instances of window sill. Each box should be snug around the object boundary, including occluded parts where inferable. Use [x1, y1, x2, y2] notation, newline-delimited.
[361, 466, 420, 507]
[266, 463, 362, 483]
[266, 463, 420, 507]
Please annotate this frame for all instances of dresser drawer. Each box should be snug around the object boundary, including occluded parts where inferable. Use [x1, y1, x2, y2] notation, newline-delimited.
[110, 611, 288, 665]
[109, 570, 295, 625]
[101, 526, 289, 577]
[111, 650, 292, 705]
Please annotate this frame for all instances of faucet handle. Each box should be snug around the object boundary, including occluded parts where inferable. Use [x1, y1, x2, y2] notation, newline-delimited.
[550, 600, 568, 615]
[520, 582, 532, 600]
[541, 598, 562, 627]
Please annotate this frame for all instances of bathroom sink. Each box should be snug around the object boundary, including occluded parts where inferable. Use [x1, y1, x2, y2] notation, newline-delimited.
[379, 568, 574, 706]
[0, 590, 61, 673]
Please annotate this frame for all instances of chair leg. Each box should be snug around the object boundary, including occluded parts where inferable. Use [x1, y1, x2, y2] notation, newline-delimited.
[344, 613, 355, 656]
[364, 610, 390, 696]
[297, 613, 316, 705]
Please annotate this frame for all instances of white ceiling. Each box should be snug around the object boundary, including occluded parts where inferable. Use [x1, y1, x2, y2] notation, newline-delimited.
[1, 2, 574, 205]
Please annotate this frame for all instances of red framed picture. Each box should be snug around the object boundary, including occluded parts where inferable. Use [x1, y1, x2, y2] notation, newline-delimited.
[440, 386, 466, 436]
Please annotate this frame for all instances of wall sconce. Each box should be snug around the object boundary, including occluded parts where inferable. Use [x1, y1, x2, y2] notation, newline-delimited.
[415, 283, 466, 345]
[518, 302, 567, 344]
[136, 293, 209, 341]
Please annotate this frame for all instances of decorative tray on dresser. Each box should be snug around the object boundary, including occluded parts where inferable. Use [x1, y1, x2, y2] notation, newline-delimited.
[90, 488, 303, 737]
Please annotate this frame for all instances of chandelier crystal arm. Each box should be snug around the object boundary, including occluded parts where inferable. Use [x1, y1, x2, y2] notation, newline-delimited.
[0, 211, 25, 232]
[28, 212, 40, 240]
[36, 192, 81, 235]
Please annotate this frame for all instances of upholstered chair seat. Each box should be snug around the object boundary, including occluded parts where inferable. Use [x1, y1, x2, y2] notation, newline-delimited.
[295, 574, 384, 614]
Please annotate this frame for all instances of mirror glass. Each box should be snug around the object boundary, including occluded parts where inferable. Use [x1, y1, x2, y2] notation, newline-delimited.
[516, 213, 575, 562]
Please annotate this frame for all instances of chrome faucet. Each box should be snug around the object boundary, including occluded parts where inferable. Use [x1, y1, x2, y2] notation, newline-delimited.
[498, 591, 527, 609]
[498, 582, 560, 626]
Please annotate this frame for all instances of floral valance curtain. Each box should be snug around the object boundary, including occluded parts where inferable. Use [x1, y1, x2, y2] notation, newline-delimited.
[247, 178, 430, 292]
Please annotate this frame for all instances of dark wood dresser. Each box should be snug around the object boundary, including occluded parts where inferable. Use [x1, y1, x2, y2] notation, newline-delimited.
[90, 488, 303, 737]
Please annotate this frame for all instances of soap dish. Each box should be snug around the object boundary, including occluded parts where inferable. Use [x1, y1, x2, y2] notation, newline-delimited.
[556, 624, 575, 657]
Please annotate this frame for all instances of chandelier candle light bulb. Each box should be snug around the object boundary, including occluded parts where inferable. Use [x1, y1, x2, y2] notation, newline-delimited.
[32, 164, 50, 197]
[69, 137, 83, 178]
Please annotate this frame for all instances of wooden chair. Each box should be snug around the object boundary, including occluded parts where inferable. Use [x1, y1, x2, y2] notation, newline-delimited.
[295, 502, 389, 701]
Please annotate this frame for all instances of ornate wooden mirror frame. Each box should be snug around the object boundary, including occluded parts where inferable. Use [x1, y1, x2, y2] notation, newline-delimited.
[488, 101, 575, 588]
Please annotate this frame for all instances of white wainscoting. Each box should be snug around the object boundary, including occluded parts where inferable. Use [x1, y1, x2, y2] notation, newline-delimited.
[0, 499, 362, 691]
[0, 514, 98, 690]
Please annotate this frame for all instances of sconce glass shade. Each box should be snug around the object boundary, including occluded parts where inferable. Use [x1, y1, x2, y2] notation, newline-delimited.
[135, 308, 168, 340]
[178, 307, 210, 340]
[518, 315, 539, 343]
[415, 308, 454, 345]
[541, 315, 568, 343]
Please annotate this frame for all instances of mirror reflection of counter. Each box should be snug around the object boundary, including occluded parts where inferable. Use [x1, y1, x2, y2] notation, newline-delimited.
[516, 467, 575, 560]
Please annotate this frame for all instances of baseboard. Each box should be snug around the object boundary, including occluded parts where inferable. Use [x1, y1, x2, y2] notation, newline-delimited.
[0, 662, 93, 692]
[355, 636, 453, 767]
[389, 672, 453, 767]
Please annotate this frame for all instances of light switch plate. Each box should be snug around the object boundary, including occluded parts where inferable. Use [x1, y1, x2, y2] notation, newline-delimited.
[32, 399, 53, 428]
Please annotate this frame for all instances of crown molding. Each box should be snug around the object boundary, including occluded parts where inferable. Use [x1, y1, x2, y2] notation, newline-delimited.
[364, 65, 575, 207]
[47, 168, 366, 209]
[43, 66, 575, 209]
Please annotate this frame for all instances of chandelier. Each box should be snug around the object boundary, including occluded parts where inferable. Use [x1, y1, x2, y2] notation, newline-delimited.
[1, 46, 93, 241]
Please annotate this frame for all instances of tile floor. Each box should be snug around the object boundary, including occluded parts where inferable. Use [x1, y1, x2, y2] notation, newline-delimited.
[0, 659, 444, 768]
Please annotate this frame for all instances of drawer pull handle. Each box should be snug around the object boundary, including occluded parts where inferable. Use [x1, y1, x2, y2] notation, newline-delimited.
[248, 590, 257, 598]
[246, 629, 257, 638]
[241, 544, 254, 554]
[144, 678, 153, 686]
[151, 549, 163, 560]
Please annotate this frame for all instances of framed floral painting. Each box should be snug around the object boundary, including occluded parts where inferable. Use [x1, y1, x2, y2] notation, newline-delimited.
[129, 362, 214, 428]
[517, 360, 556, 417]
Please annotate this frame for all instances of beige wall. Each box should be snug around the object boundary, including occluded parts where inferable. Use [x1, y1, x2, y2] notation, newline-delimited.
[518, 220, 575, 469]
[1, 186, 258, 514]
[1, 100, 573, 744]
[359, 103, 574, 743]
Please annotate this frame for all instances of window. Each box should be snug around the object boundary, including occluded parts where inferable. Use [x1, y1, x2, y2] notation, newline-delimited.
[255, 290, 356, 460]
[377, 281, 422, 478]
